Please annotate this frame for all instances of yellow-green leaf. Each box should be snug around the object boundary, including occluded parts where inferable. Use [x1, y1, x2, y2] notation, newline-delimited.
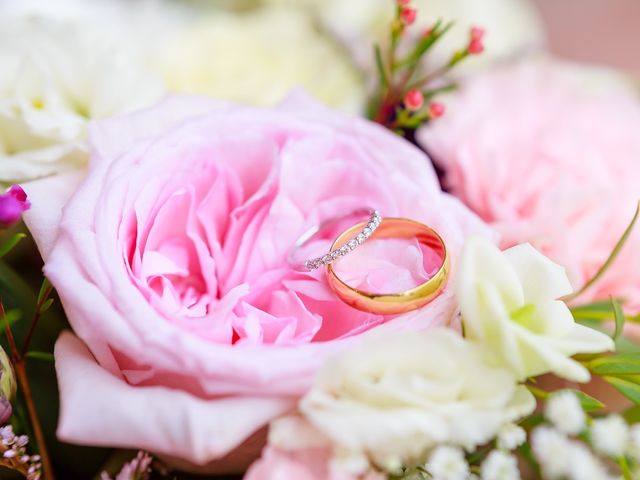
[605, 376, 640, 404]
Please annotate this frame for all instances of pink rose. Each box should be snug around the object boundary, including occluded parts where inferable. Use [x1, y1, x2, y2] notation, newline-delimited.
[418, 60, 640, 311]
[24, 94, 486, 465]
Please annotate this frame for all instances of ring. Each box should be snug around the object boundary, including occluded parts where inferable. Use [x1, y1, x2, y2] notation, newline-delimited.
[288, 209, 382, 272]
[326, 218, 449, 314]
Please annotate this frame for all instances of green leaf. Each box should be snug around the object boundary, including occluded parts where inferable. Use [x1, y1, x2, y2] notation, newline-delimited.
[604, 376, 640, 404]
[589, 353, 640, 375]
[37, 278, 52, 305]
[564, 201, 640, 302]
[611, 296, 625, 340]
[373, 45, 389, 89]
[0, 309, 21, 329]
[572, 300, 623, 321]
[564, 390, 606, 412]
[25, 351, 55, 362]
[623, 404, 640, 423]
[395, 20, 453, 71]
[0, 233, 26, 259]
[40, 298, 54, 313]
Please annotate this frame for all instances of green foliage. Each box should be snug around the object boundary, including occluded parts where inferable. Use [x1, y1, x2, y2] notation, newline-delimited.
[0, 233, 26, 259]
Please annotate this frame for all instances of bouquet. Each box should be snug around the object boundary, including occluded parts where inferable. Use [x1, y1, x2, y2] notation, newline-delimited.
[1, 1, 639, 479]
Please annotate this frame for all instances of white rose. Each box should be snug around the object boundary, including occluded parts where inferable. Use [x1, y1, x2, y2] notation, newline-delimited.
[0, 15, 164, 183]
[299, 329, 535, 467]
[157, 6, 365, 114]
[456, 237, 614, 382]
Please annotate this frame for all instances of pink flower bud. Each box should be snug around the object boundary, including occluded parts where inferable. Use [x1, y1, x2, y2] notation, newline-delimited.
[467, 26, 485, 54]
[396, 0, 411, 5]
[400, 7, 417, 25]
[429, 102, 446, 118]
[404, 89, 424, 111]
[470, 26, 486, 41]
[468, 38, 485, 54]
[0, 185, 30, 227]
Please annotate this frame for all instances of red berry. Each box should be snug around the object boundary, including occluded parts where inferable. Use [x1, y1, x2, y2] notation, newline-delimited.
[404, 89, 424, 111]
[468, 38, 484, 54]
[400, 7, 417, 25]
[429, 102, 445, 118]
[470, 26, 485, 40]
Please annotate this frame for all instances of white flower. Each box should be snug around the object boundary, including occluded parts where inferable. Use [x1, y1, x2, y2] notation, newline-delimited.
[425, 446, 469, 480]
[567, 442, 615, 480]
[157, 6, 364, 114]
[480, 450, 520, 480]
[456, 237, 614, 382]
[545, 391, 586, 435]
[590, 415, 629, 458]
[0, 14, 164, 183]
[627, 424, 640, 461]
[531, 426, 572, 479]
[300, 329, 535, 467]
[496, 423, 526, 450]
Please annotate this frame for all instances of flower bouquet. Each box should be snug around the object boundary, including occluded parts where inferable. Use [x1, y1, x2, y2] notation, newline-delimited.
[1, 1, 640, 479]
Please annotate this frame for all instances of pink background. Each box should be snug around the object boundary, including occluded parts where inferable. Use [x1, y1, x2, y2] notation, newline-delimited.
[535, 0, 640, 75]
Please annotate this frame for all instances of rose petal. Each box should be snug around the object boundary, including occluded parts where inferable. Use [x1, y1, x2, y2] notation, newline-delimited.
[55, 332, 294, 465]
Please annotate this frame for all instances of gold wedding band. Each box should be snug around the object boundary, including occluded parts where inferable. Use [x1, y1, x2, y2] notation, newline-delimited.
[326, 218, 449, 315]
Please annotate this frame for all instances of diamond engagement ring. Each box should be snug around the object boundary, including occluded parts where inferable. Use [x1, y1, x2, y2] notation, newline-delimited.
[288, 208, 382, 272]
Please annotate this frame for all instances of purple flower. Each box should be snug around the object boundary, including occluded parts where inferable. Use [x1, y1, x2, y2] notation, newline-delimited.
[0, 185, 30, 227]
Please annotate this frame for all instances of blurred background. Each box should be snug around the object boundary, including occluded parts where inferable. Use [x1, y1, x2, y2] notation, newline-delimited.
[534, 0, 640, 75]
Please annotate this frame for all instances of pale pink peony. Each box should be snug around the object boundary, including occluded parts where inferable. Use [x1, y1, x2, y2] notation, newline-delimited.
[24, 93, 487, 465]
[418, 60, 640, 311]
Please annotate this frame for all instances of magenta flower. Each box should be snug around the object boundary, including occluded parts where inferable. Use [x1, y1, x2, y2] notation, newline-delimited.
[0, 185, 30, 227]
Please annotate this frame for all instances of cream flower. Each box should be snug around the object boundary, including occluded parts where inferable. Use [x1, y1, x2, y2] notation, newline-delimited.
[456, 237, 614, 382]
[157, 6, 364, 113]
[546, 391, 586, 435]
[425, 446, 469, 480]
[590, 415, 629, 458]
[299, 329, 535, 467]
[0, 16, 164, 183]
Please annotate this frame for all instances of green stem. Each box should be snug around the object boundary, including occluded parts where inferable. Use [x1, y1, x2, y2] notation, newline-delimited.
[619, 455, 631, 480]
[20, 284, 52, 359]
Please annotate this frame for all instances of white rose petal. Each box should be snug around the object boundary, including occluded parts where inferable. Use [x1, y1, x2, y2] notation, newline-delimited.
[456, 237, 614, 382]
[300, 329, 535, 467]
[425, 446, 469, 480]
[591, 415, 629, 458]
[545, 391, 586, 435]
[480, 450, 520, 480]
[0, 12, 164, 183]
